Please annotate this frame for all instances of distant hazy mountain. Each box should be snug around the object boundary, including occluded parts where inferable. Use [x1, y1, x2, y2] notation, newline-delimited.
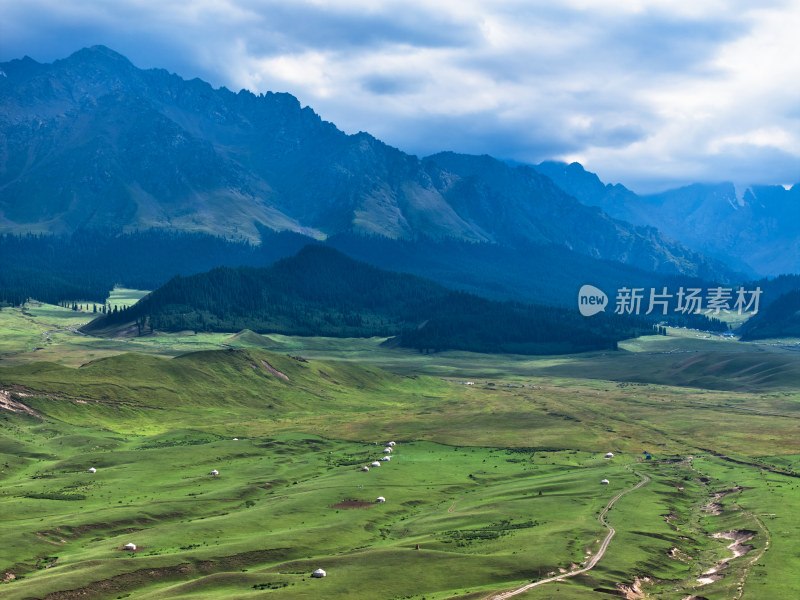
[536, 161, 800, 277]
[0, 46, 735, 283]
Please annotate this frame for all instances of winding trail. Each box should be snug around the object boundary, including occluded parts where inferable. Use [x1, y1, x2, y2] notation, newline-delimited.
[484, 467, 650, 600]
[731, 513, 770, 600]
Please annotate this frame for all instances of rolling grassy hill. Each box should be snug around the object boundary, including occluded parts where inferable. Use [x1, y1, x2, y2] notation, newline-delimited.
[2, 344, 800, 598]
[0, 347, 443, 435]
[3, 302, 800, 598]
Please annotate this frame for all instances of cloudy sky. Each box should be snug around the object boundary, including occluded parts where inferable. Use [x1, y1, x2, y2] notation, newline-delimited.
[2, 0, 798, 192]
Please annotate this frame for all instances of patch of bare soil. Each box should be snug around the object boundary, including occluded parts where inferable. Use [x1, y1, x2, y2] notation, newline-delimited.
[702, 502, 723, 515]
[696, 530, 756, 586]
[34, 532, 67, 546]
[713, 530, 756, 559]
[0, 389, 42, 418]
[616, 576, 649, 599]
[713, 486, 743, 499]
[702, 486, 743, 515]
[261, 360, 289, 380]
[662, 512, 679, 528]
[667, 546, 693, 562]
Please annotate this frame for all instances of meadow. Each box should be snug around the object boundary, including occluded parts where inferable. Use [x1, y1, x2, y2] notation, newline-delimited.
[1, 297, 799, 598]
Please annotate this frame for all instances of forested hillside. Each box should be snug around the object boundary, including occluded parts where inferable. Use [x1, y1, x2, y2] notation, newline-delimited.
[738, 290, 800, 340]
[0, 229, 313, 306]
[86, 246, 668, 354]
[85, 246, 665, 354]
[2, 229, 737, 309]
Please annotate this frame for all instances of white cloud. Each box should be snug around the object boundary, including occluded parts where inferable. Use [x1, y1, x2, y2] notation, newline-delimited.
[1, 0, 798, 190]
[710, 128, 797, 155]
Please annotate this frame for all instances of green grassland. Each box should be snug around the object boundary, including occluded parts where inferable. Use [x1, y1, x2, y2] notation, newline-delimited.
[0, 289, 150, 363]
[5, 298, 800, 394]
[1, 301, 800, 598]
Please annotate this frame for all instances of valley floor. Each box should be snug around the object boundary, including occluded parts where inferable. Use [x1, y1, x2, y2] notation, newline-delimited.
[1, 299, 799, 599]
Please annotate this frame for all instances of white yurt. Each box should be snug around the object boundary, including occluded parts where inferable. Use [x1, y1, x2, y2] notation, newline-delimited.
[312, 568, 327, 578]
[88, 467, 97, 473]
[605, 452, 614, 458]
[380, 456, 391, 461]
[210, 469, 219, 476]
[124, 543, 137, 551]
[601, 478, 610, 485]
[387, 441, 396, 446]
[371, 461, 381, 467]
[360, 466, 370, 471]
[383, 447, 392, 453]
[376, 496, 386, 502]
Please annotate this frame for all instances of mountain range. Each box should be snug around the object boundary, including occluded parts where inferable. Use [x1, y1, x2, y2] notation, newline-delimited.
[1, 45, 741, 289]
[536, 162, 799, 277]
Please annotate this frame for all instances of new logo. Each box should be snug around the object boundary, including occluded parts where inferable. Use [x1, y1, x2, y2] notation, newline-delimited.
[578, 284, 608, 317]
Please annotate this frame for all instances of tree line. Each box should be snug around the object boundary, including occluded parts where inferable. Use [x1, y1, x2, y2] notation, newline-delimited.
[0, 228, 312, 306]
[87, 245, 660, 354]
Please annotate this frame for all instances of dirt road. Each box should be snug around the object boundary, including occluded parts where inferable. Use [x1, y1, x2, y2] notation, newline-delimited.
[485, 467, 650, 599]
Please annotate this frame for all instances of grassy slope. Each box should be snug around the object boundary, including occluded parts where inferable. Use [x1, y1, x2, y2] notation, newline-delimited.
[0, 289, 149, 364]
[0, 347, 444, 436]
[0, 413, 729, 600]
[1, 303, 800, 598]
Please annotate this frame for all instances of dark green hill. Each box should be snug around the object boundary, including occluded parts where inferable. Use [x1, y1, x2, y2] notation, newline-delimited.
[738, 289, 800, 340]
[83, 245, 657, 354]
[0, 228, 725, 310]
[0, 229, 313, 306]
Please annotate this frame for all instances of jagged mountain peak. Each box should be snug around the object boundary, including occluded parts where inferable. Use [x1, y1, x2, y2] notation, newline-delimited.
[0, 46, 738, 281]
[537, 161, 800, 276]
[64, 44, 133, 66]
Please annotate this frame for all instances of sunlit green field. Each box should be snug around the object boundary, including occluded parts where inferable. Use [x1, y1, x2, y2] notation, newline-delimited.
[0, 289, 150, 363]
[1, 299, 800, 598]
[6, 406, 794, 600]
[0, 421, 650, 600]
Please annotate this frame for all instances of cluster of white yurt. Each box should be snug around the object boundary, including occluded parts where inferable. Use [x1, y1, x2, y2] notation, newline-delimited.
[356, 440, 400, 512]
[310, 440, 404, 582]
[600, 451, 617, 484]
[360, 441, 397, 473]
